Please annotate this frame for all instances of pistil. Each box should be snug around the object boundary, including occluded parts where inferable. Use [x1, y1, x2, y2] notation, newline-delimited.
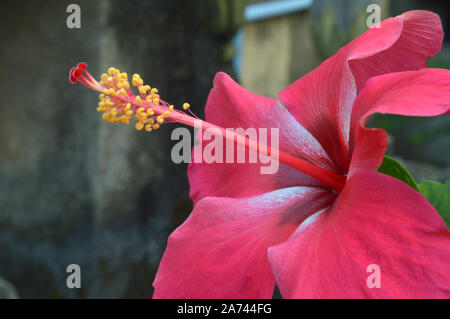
[69, 63, 346, 192]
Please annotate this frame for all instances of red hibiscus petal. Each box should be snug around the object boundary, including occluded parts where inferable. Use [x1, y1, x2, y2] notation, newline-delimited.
[268, 171, 450, 298]
[279, 11, 442, 173]
[349, 10, 443, 92]
[153, 187, 335, 299]
[188, 72, 336, 205]
[349, 68, 450, 175]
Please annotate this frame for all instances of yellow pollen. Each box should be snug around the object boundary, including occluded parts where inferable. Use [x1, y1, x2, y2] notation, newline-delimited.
[156, 116, 165, 124]
[94, 66, 198, 134]
[120, 116, 130, 125]
[135, 122, 144, 131]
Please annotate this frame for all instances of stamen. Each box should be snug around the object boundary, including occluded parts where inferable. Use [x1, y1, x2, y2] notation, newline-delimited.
[69, 63, 347, 192]
[69, 63, 182, 131]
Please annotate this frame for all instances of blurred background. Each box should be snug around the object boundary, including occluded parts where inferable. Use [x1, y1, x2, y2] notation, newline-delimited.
[0, 0, 448, 298]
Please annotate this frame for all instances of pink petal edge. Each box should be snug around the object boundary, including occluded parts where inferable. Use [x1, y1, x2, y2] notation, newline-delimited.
[153, 187, 335, 299]
[268, 171, 450, 298]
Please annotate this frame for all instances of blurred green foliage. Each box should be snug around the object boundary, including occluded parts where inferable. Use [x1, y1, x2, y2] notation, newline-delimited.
[418, 180, 450, 229]
[371, 53, 450, 167]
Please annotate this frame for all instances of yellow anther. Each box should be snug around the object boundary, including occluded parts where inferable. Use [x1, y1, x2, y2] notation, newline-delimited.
[120, 116, 130, 125]
[119, 88, 128, 97]
[139, 85, 151, 95]
[95, 67, 179, 134]
[108, 67, 118, 76]
[183, 103, 190, 110]
[136, 115, 148, 122]
[135, 122, 144, 131]
[100, 74, 109, 84]
[132, 74, 143, 85]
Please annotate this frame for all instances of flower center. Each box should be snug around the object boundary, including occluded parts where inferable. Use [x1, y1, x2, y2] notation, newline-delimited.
[69, 63, 347, 192]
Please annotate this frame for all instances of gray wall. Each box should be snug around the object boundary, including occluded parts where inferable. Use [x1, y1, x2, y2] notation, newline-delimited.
[0, 0, 242, 298]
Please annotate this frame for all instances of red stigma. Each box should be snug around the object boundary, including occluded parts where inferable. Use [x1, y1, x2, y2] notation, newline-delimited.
[74, 68, 83, 77]
[69, 67, 76, 84]
[69, 62, 89, 84]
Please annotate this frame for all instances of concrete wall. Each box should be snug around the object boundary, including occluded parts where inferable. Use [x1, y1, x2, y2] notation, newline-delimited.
[0, 0, 242, 298]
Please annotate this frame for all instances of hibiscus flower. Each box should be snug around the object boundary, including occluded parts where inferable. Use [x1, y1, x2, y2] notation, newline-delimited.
[152, 10, 450, 298]
[70, 10, 450, 298]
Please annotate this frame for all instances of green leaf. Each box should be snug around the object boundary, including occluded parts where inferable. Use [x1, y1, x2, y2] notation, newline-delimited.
[377, 155, 419, 191]
[418, 180, 450, 229]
